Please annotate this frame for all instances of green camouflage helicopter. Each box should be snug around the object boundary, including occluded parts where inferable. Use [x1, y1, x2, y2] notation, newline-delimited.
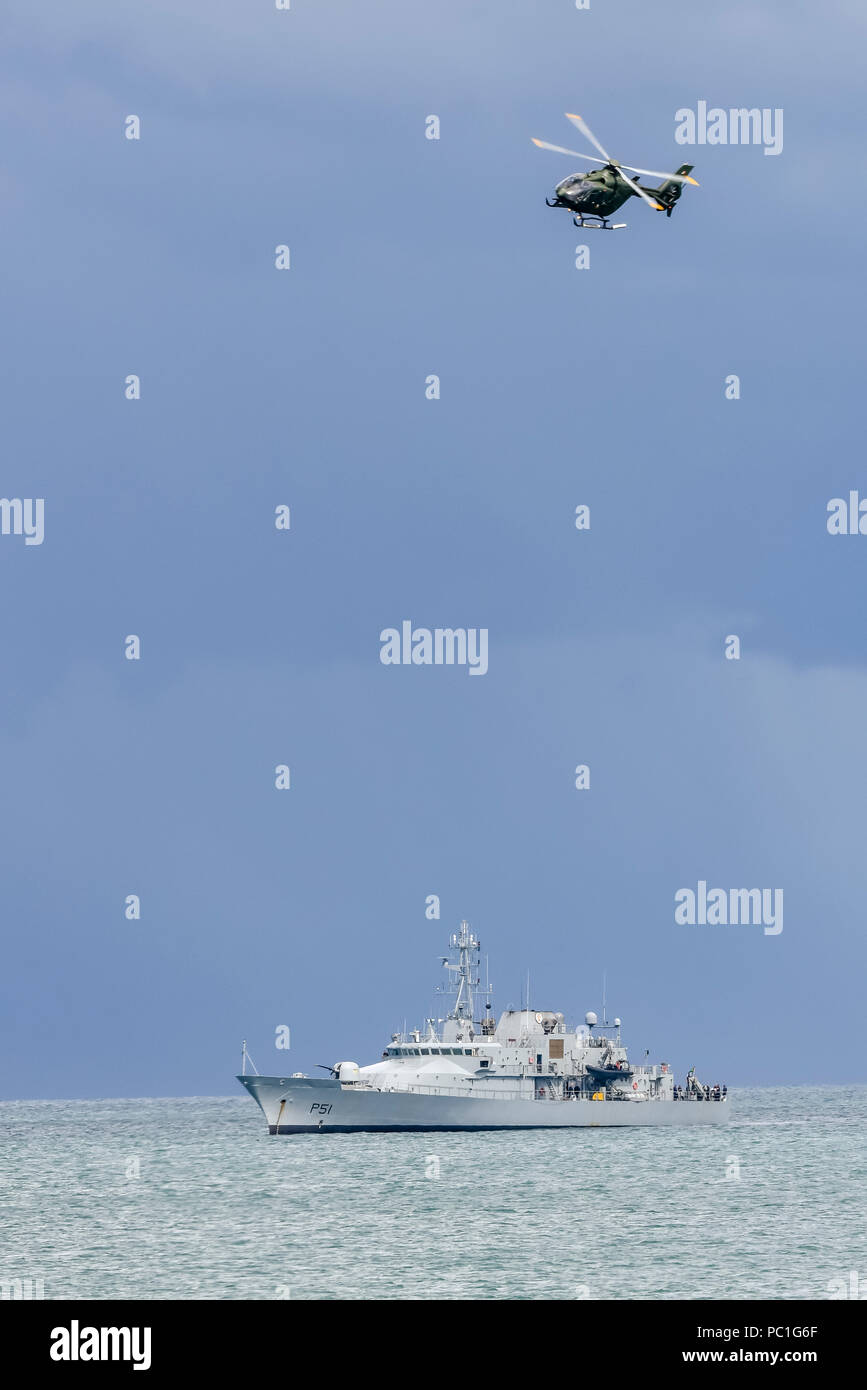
[533, 113, 699, 230]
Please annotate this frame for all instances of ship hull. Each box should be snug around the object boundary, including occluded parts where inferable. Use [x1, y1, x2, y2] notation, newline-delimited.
[238, 1075, 730, 1131]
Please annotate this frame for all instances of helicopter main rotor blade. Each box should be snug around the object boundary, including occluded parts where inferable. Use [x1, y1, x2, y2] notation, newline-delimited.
[620, 163, 699, 185]
[531, 138, 607, 164]
[564, 113, 613, 163]
[565, 113, 699, 189]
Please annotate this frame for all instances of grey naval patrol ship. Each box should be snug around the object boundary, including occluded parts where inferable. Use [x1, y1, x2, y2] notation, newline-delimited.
[237, 922, 729, 1133]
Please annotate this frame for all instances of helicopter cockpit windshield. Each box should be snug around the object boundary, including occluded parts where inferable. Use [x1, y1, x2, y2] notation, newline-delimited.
[556, 175, 590, 195]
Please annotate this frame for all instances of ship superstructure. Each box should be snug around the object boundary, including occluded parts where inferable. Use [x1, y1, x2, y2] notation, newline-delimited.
[238, 922, 728, 1132]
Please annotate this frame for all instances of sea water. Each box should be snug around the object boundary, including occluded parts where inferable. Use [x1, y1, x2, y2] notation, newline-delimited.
[1, 1086, 864, 1300]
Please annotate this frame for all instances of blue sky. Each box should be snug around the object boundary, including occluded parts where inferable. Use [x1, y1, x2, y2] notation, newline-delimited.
[1, 0, 865, 1097]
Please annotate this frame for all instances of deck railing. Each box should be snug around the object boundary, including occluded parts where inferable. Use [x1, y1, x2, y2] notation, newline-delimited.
[351, 1079, 728, 1103]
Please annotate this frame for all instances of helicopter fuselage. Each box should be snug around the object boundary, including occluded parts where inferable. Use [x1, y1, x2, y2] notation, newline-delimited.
[547, 167, 634, 218]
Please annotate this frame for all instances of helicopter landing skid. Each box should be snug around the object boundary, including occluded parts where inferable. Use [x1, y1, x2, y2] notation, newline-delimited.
[573, 215, 627, 231]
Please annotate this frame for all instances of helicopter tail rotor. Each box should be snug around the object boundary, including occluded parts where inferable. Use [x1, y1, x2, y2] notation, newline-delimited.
[646, 164, 696, 216]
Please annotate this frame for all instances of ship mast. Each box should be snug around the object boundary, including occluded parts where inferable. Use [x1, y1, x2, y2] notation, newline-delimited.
[437, 920, 492, 1023]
